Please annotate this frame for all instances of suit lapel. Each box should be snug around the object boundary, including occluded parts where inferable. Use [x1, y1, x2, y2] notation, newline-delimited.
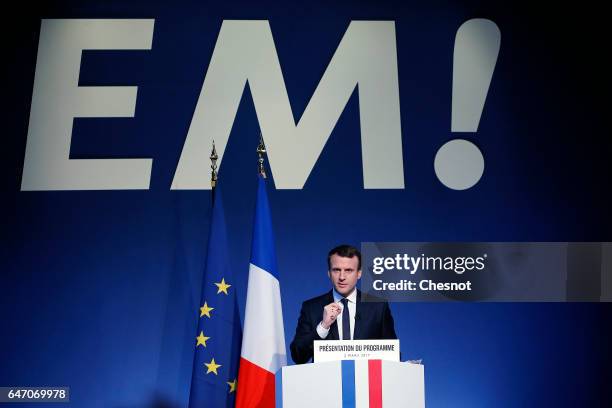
[324, 291, 340, 340]
[329, 322, 340, 340]
[353, 289, 362, 339]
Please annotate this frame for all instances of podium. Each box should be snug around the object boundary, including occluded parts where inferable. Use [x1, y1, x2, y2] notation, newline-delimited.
[275, 359, 425, 407]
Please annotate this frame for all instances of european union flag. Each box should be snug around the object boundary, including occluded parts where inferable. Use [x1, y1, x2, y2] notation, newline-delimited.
[189, 189, 242, 407]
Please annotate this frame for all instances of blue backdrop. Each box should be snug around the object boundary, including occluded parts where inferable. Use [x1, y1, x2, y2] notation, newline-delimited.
[2, 0, 610, 407]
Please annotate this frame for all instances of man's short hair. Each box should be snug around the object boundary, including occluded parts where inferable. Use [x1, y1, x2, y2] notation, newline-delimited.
[327, 244, 362, 271]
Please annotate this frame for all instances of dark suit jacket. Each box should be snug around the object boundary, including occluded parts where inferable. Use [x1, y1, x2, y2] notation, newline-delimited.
[290, 289, 397, 364]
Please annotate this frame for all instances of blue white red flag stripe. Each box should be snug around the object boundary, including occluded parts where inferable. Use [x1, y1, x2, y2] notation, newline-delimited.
[367, 360, 383, 408]
[342, 360, 356, 408]
[341, 360, 385, 408]
[236, 176, 287, 408]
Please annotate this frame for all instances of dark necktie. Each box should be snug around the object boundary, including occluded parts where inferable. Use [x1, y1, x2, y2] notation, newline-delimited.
[341, 298, 351, 340]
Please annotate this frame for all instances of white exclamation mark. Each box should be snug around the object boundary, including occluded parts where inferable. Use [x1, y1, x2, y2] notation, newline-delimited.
[434, 19, 501, 190]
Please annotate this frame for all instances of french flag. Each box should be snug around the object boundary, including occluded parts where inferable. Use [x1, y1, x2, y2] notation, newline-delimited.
[236, 176, 287, 407]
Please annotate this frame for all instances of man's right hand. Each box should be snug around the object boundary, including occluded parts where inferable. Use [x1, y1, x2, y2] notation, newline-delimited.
[321, 302, 341, 329]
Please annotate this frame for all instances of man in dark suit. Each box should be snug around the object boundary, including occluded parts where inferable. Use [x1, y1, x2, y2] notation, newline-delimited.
[290, 244, 397, 364]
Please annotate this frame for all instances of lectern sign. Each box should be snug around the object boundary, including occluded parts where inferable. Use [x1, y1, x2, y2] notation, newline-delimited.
[313, 339, 400, 363]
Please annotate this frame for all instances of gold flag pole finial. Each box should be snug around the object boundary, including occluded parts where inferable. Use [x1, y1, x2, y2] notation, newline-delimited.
[210, 141, 218, 189]
[256, 135, 267, 179]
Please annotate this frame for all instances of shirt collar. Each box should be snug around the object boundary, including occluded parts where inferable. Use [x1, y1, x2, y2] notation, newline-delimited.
[332, 287, 357, 303]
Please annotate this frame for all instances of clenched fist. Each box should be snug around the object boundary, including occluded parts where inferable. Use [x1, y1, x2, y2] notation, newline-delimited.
[321, 302, 341, 329]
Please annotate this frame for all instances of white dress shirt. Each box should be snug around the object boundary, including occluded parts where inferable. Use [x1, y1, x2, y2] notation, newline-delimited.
[316, 288, 357, 340]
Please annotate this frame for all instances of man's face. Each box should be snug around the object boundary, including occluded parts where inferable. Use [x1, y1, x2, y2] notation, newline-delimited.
[328, 254, 362, 296]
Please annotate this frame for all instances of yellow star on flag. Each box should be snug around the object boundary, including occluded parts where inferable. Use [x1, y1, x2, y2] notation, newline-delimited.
[196, 331, 210, 347]
[214, 278, 231, 295]
[227, 379, 237, 393]
[200, 302, 214, 318]
[204, 358, 221, 375]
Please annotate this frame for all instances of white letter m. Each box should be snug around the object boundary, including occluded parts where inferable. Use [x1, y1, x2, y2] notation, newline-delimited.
[172, 20, 404, 190]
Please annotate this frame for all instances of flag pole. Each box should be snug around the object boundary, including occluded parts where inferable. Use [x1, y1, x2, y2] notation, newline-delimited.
[210, 141, 218, 203]
[256, 134, 267, 179]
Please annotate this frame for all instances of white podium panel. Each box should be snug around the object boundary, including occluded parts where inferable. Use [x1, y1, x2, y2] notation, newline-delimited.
[277, 360, 343, 408]
[381, 360, 425, 407]
[276, 360, 424, 408]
